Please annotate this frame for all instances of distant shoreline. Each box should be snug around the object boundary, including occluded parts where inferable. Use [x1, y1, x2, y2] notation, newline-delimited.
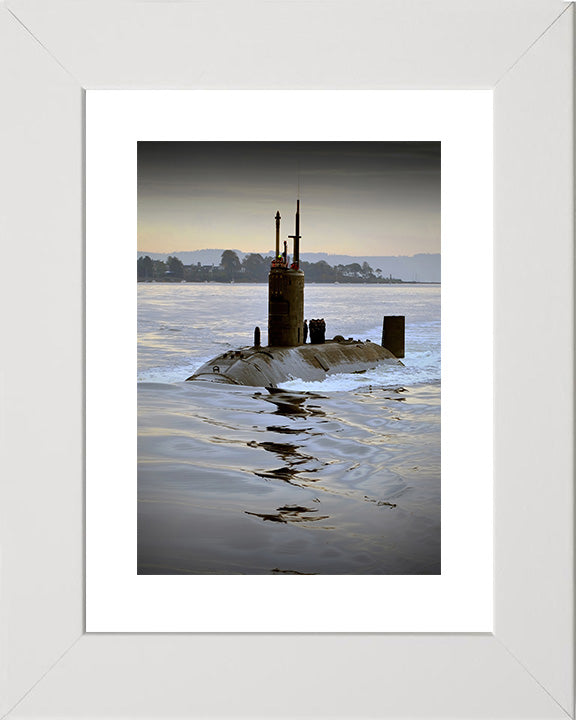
[137, 250, 440, 284]
[137, 280, 441, 285]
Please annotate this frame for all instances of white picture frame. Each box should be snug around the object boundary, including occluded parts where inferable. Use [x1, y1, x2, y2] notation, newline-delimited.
[1, 1, 573, 718]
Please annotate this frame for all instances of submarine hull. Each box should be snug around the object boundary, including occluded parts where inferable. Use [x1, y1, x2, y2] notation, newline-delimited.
[186, 340, 400, 387]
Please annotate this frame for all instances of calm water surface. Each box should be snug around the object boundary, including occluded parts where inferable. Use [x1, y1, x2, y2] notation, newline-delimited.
[138, 283, 440, 574]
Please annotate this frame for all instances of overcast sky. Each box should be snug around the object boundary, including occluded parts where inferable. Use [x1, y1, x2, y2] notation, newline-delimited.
[137, 141, 440, 257]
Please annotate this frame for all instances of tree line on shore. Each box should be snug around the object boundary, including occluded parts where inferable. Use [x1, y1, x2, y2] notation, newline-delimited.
[137, 250, 403, 284]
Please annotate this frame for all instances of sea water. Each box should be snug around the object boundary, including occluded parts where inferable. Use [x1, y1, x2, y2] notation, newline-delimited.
[138, 283, 440, 574]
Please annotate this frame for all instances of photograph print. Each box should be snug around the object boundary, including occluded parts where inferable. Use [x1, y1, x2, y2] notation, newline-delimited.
[137, 141, 440, 575]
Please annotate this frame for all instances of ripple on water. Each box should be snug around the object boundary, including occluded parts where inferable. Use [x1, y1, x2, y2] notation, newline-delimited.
[138, 382, 440, 574]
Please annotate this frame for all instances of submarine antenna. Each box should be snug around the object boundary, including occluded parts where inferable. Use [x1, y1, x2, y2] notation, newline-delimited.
[275, 210, 281, 259]
[297, 163, 301, 201]
[288, 199, 301, 269]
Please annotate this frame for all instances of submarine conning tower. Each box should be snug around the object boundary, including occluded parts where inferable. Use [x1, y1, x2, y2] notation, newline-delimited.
[268, 201, 305, 347]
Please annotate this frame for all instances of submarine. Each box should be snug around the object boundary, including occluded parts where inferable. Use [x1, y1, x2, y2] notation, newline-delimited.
[186, 201, 405, 387]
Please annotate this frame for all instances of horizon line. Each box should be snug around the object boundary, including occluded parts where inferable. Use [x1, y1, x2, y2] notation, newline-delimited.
[136, 249, 441, 258]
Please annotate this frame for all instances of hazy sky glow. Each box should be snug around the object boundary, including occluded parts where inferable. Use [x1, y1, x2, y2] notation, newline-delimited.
[138, 141, 440, 256]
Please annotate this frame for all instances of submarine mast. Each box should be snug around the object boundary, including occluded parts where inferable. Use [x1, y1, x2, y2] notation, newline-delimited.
[275, 210, 280, 258]
[288, 199, 301, 268]
[268, 201, 305, 347]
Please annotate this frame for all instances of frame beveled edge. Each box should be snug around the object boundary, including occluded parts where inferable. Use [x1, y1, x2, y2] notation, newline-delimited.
[0, 2, 573, 718]
[493, 4, 575, 716]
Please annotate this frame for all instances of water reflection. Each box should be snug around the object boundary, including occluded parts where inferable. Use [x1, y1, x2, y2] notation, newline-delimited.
[255, 388, 327, 418]
[266, 425, 308, 435]
[245, 505, 329, 524]
[248, 440, 301, 461]
[248, 394, 326, 490]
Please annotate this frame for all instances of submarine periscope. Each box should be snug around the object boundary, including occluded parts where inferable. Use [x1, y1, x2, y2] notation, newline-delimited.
[186, 201, 405, 387]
